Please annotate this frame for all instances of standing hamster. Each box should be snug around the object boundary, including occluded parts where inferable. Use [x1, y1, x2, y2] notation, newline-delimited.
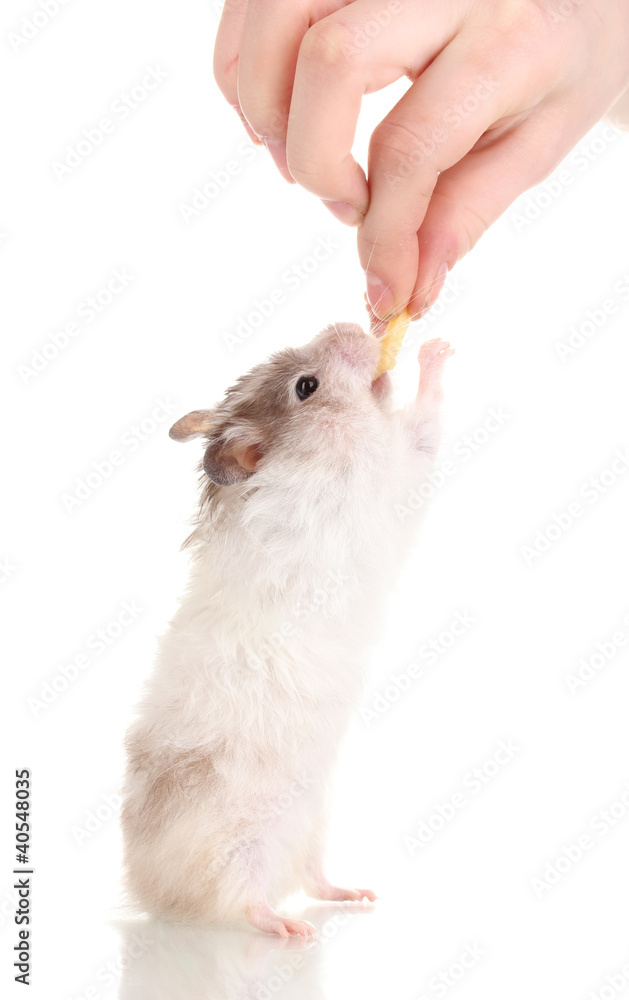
[121, 321, 453, 937]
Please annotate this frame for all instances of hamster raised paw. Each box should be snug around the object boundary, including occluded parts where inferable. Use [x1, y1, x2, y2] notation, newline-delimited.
[120, 321, 453, 937]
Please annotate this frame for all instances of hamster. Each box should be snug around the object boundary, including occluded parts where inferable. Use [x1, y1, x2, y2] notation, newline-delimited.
[120, 321, 453, 937]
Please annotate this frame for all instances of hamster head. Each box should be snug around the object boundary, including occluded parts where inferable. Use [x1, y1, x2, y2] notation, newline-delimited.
[169, 322, 392, 488]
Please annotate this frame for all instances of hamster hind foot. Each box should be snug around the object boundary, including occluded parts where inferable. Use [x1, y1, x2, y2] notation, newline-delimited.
[246, 902, 318, 938]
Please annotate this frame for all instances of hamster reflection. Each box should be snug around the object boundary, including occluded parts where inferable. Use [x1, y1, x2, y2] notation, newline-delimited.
[116, 904, 372, 1000]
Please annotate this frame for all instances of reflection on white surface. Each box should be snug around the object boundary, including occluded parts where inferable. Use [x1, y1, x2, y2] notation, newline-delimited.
[115, 904, 375, 1000]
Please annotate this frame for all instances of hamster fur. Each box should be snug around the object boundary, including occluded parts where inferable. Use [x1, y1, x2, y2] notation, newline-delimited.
[121, 322, 453, 936]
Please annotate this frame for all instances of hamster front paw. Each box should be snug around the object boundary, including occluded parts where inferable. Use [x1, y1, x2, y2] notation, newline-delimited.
[419, 337, 455, 369]
[311, 879, 377, 903]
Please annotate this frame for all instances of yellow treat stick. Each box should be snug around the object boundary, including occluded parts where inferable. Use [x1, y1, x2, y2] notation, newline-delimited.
[374, 308, 411, 378]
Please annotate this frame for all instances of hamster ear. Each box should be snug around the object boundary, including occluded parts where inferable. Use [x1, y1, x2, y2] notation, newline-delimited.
[203, 439, 264, 486]
[169, 410, 214, 442]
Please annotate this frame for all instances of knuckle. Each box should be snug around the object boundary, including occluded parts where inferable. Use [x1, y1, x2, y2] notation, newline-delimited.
[512, 0, 555, 41]
[476, 1, 558, 77]
[371, 118, 444, 168]
[369, 119, 440, 197]
[300, 20, 363, 71]
[484, 0, 548, 43]
[456, 204, 489, 256]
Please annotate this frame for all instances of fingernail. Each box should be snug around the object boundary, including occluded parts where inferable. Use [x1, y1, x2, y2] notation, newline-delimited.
[232, 104, 263, 145]
[422, 262, 448, 314]
[366, 272, 394, 318]
[263, 139, 294, 183]
[321, 200, 364, 227]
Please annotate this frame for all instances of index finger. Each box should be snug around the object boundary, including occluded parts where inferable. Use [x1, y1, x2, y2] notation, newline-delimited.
[286, 0, 457, 224]
[359, 40, 508, 316]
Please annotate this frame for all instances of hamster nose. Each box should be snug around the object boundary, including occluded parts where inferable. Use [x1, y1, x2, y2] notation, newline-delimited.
[335, 335, 379, 375]
[314, 322, 379, 376]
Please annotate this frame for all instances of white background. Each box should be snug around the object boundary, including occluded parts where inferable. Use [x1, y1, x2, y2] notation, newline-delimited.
[2, 0, 629, 997]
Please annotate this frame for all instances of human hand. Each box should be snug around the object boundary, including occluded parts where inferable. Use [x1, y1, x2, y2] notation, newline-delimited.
[214, 0, 629, 318]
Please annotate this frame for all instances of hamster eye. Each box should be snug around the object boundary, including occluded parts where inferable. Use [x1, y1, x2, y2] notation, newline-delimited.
[295, 376, 319, 401]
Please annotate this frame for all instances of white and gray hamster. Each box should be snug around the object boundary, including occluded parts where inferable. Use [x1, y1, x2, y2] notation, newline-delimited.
[121, 321, 453, 936]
